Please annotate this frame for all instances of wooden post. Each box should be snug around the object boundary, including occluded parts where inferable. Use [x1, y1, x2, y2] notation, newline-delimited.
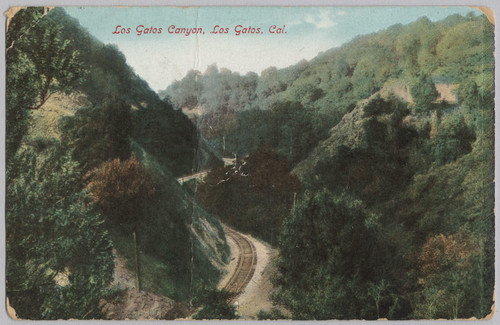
[133, 231, 141, 291]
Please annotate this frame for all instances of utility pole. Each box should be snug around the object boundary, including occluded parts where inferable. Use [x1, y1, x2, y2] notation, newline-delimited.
[133, 231, 141, 291]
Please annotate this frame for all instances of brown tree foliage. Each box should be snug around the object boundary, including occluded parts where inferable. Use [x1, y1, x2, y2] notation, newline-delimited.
[415, 232, 484, 319]
[86, 157, 157, 225]
[418, 232, 479, 278]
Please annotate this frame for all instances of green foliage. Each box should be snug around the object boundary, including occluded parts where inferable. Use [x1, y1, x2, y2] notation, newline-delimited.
[6, 48, 37, 160]
[162, 64, 258, 113]
[274, 190, 408, 319]
[5, 7, 84, 161]
[60, 99, 132, 172]
[413, 231, 486, 319]
[6, 7, 228, 319]
[284, 18, 493, 317]
[8, 8, 85, 107]
[217, 101, 320, 164]
[435, 16, 494, 81]
[198, 149, 300, 245]
[109, 143, 227, 301]
[312, 96, 416, 205]
[430, 112, 475, 165]
[21, 20, 84, 109]
[132, 104, 221, 177]
[6, 144, 113, 319]
[6, 9, 116, 319]
[393, 113, 493, 319]
[160, 13, 493, 164]
[192, 289, 238, 320]
[457, 78, 494, 132]
[363, 94, 403, 117]
[48, 8, 209, 176]
[164, 15, 495, 319]
[161, 70, 201, 108]
[6, 7, 494, 320]
[410, 74, 438, 112]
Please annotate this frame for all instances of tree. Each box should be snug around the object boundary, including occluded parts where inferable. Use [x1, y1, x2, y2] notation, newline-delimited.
[6, 44, 38, 160]
[410, 74, 438, 112]
[6, 9, 60, 160]
[15, 9, 84, 109]
[6, 7, 85, 163]
[273, 190, 405, 319]
[414, 232, 483, 319]
[395, 30, 421, 76]
[268, 100, 318, 163]
[60, 99, 133, 173]
[312, 96, 416, 205]
[163, 70, 202, 109]
[192, 289, 238, 320]
[86, 157, 157, 227]
[435, 17, 494, 82]
[197, 148, 299, 245]
[6, 145, 113, 319]
[87, 157, 158, 291]
[430, 112, 475, 165]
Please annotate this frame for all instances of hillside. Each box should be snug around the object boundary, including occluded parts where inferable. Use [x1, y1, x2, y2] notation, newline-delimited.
[6, 7, 495, 321]
[6, 7, 228, 320]
[160, 14, 492, 165]
[292, 80, 457, 180]
[160, 11, 494, 320]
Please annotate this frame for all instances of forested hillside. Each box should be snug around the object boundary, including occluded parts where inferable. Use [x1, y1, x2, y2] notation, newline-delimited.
[6, 7, 227, 320]
[162, 13, 492, 164]
[6, 7, 495, 320]
[162, 12, 495, 319]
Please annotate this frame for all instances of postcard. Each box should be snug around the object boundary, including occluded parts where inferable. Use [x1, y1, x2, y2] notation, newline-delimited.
[4, 5, 495, 320]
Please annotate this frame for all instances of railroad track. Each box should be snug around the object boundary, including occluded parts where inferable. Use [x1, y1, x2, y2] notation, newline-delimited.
[223, 227, 257, 301]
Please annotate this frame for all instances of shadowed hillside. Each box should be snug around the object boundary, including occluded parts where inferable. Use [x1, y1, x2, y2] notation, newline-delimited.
[6, 7, 227, 320]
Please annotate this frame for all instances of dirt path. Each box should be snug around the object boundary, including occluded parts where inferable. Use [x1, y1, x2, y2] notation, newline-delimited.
[218, 226, 278, 319]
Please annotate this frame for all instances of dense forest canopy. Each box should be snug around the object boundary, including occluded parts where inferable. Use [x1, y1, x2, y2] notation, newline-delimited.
[167, 12, 494, 320]
[5, 7, 495, 320]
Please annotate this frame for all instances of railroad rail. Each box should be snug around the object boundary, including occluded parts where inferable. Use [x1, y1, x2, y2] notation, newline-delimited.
[223, 227, 257, 301]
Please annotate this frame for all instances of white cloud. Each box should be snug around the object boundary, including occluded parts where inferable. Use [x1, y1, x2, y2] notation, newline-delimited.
[304, 9, 337, 29]
[336, 10, 347, 16]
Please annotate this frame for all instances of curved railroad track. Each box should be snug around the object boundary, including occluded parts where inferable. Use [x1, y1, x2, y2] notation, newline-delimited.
[223, 227, 257, 301]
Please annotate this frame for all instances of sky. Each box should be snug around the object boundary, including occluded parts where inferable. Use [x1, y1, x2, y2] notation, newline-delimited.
[64, 6, 480, 92]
